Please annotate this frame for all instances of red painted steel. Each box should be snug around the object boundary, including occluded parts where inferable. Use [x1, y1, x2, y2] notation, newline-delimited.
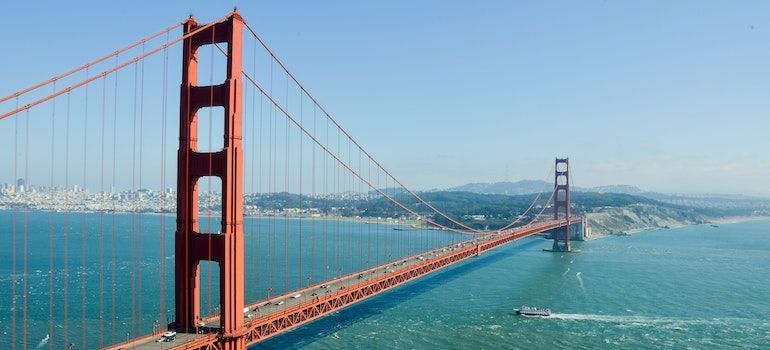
[123, 218, 579, 350]
[552, 158, 571, 251]
[0, 15, 231, 121]
[175, 11, 245, 350]
[6, 11, 587, 349]
[0, 22, 183, 104]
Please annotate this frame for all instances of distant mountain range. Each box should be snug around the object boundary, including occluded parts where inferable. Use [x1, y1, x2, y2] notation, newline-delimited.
[446, 180, 550, 196]
[446, 180, 645, 196]
[445, 180, 770, 211]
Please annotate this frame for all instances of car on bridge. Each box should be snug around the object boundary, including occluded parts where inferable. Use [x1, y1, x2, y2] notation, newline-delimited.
[156, 331, 176, 343]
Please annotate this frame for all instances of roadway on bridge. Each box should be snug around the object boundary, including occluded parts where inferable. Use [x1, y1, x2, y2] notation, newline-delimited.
[105, 220, 574, 350]
[112, 236, 489, 349]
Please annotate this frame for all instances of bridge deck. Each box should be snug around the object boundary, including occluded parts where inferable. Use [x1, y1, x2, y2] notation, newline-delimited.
[103, 218, 579, 350]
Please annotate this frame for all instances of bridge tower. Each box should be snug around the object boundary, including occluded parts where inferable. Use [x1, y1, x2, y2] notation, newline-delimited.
[175, 11, 245, 349]
[552, 157, 571, 252]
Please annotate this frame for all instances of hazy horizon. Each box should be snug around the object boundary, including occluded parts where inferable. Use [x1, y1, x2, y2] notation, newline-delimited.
[1, 1, 768, 196]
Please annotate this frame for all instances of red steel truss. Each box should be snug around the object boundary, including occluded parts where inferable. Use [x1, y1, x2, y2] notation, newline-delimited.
[552, 158, 571, 252]
[175, 11, 246, 350]
[124, 218, 579, 350]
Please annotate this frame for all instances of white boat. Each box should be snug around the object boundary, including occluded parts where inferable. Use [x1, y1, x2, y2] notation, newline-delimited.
[514, 305, 551, 317]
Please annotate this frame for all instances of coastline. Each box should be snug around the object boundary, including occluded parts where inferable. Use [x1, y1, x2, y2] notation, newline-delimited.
[587, 215, 770, 240]
[709, 215, 770, 225]
[0, 208, 432, 230]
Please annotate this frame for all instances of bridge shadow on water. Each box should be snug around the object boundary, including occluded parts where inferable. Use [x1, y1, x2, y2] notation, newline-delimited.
[251, 237, 548, 349]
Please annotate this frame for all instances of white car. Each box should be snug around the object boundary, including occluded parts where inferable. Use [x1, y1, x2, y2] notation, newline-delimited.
[291, 293, 302, 299]
[156, 331, 176, 343]
[275, 301, 285, 306]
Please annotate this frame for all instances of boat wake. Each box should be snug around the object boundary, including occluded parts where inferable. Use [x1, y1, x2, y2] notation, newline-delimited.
[575, 271, 585, 293]
[549, 313, 660, 322]
[36, 334, 49, 349]
[547, 313, 754, 327]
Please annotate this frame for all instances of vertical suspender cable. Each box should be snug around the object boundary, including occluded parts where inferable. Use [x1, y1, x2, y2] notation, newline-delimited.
[250, 36, 259, 303]
[48, 83, 56, 350]
[257, 87, 264, 301]
[110, 55, 119, 344]
[311, 103, 316, 285]
[81, 66, 89, 350]
[12, 98, 18, 350]
[63, 92, 70, 348]
[99, 74, 107, 347]
[384, 176, 388, 264]
[284, 71, 289, 296]
[130, 59, 138, 339]
[358, 148, 362, 274]
[350, 140, 354, 272]
[0, 22, 183, 106]
[323, 115, 328, 282]
[340, 129, 344, 274]
[23, 107, 30, 350]
[367, 156, 371, 272]
[393, 178, 402, 260]
[159, 32, 170, 329]
[376, 167, 380, 267]
[354, 150, 366, 271]
[298, 91, 303, 289]
[257, 45, 265, 302]
[349, 140, 354, 272]
[335, 128, 340, 278]
[331, 126, 336, 277]
[266, 56, 273, 300]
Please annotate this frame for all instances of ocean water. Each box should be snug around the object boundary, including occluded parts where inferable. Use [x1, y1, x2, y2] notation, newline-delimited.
[2, 212, 770, 349]
[0, 211, 463, 349]
[257, 219, 770, 349]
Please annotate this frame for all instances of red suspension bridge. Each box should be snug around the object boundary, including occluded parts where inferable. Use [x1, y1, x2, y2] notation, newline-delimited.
[0, 11, 583, 350]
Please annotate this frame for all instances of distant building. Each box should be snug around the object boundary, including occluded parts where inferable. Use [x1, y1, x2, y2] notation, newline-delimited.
[470, 215, 486, 221]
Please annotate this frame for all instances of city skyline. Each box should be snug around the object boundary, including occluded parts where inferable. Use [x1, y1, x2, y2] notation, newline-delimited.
[1, 3, 768, 350]
[1, 1, 769, 196]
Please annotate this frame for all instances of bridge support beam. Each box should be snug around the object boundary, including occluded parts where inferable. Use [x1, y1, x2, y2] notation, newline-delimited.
[175, 12, 245, 349]
[551, 158, 571, 252]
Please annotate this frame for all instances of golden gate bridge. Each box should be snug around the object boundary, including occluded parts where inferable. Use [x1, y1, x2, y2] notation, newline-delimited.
[0, 10, 583, 350]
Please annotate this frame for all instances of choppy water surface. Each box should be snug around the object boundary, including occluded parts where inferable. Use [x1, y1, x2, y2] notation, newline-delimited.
[2, 212, 769, 349]
[0, 211, 461, 349]
[257, 219, 770, 349]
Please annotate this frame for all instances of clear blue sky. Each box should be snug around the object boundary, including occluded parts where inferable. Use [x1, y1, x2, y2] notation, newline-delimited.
[1, 1, 768, 196]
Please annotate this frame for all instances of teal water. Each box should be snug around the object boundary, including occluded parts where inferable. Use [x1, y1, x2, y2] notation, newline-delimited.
[2, 213, 770, 349]
[257, 220, 770, 349]
[0, 211, 462, 349]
